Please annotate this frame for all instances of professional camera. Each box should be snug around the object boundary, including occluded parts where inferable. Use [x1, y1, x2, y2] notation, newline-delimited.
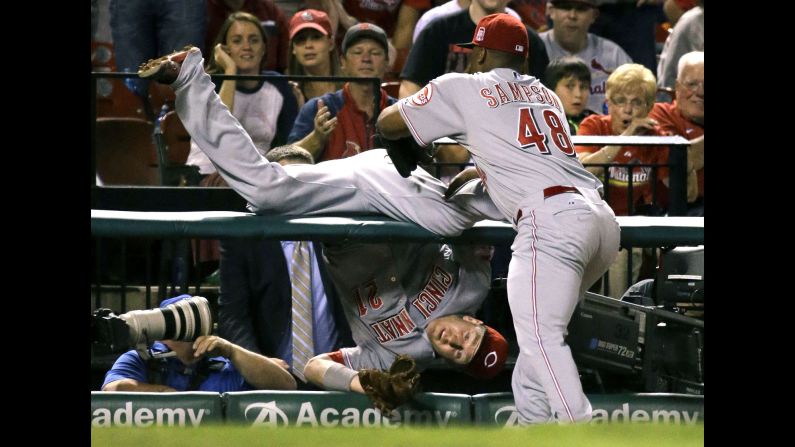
[91, 296, 213, 357]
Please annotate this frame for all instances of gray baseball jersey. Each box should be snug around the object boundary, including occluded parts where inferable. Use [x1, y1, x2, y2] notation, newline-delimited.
[539, 31, 633, 113]
[323, 242, 491, 371]
[398, 69, 621, 424]
[171, 49, 501, 238]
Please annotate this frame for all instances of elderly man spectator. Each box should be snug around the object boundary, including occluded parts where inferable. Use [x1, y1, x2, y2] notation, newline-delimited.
[649, 51, 704, 215]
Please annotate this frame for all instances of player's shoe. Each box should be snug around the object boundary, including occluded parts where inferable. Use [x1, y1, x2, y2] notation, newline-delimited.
[138, 46, 197, 84]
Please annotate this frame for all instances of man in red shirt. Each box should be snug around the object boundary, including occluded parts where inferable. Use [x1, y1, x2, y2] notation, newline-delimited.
[649, 51, 704, 216]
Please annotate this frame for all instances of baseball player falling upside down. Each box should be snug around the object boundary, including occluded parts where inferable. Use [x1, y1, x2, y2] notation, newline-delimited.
[138, 46, 510, 406]
[376, 15, 621, 424]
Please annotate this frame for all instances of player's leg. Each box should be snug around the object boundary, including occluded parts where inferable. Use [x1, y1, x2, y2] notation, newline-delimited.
[507, 197, 599, 424]
[511, 350, 553, 424]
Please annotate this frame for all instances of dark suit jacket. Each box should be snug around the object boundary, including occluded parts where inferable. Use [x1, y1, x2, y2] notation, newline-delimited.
[218, 238, 354, 358]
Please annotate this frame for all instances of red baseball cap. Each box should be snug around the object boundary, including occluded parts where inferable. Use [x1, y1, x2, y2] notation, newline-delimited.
[457, 13, 529, 58]
[464, 324, 509, 379]
[289, 9, 333, 40]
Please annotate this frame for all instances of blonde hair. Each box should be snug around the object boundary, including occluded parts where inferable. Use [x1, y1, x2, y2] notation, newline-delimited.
[606, 63, 657, 106]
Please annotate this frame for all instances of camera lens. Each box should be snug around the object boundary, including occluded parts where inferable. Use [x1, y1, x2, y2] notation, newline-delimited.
[120, 296, 213, 347]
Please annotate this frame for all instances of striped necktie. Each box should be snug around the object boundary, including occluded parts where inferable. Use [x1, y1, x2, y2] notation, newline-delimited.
[290, 241, 314, 382]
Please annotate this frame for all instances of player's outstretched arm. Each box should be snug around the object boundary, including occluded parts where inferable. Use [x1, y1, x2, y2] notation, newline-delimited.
[304, 354, 364, 393]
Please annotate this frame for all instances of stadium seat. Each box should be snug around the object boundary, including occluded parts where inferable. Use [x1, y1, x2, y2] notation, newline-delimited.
[94, 117, 159, 185]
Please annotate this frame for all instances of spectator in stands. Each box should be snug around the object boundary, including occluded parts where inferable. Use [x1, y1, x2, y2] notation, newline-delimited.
[286, 9, 344, 109]
[109, 0, 206, 114]
[539, 0, 632, 114]
[545, 56, 595, 135]
[574, 63, 685, 298]
[656, 0, 702, 90]
[400, 0, 548, 98]
[218, 147, 354, 387]
[186, 11, 299, 177]
[412, 0, 524, 43]
[288, 23, 397, 161]
[649, 51, 704, 216]
[206, 0, 290, 73]
[102, 295, 297, 392]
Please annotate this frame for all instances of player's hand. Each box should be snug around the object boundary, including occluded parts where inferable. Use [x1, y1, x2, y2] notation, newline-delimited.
[213, 44, 236, 74]
[623, 117, 658, 136]
[313, 99, 338, 138]
[192, 335, 234, 359]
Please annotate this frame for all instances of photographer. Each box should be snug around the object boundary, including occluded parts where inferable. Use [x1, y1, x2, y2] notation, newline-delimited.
[101, 295, 297, 392]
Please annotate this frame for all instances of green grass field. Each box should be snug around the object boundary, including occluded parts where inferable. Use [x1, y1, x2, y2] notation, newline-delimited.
[92, 423, 704, 447]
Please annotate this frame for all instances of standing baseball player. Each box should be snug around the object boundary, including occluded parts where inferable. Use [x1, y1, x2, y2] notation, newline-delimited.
[376, 14, 621, 424]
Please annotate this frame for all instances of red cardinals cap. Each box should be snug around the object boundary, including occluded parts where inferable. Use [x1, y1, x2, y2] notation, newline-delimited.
[456, 14, 529, 58]
[464, 324, 509, 379]
[289, 9, 333, 40]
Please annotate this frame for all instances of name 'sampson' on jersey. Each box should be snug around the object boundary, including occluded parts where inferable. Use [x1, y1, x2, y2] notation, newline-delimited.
[478, 78, 563, 113]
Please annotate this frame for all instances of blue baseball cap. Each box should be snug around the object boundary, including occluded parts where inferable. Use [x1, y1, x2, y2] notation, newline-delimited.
[160, 294, 192, 308]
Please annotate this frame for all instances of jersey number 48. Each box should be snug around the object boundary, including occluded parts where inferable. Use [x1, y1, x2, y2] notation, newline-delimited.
[517, 108, 575, 157]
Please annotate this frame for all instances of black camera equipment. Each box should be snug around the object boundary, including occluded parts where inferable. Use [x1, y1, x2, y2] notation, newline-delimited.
[91, 296, 213, 359]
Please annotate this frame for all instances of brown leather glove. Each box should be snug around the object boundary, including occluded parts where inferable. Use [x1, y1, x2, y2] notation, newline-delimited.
[358, 354, 421, 413]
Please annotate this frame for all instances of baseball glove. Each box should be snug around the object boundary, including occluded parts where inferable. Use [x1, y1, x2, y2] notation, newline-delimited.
[358, 354, 421, 413]
[374, 131, 433, 178]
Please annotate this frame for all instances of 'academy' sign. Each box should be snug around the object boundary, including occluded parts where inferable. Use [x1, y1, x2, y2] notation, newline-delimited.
[493, 403, 701, 426]
[91, 402, 210, 427]
[243, 401, 458, 427]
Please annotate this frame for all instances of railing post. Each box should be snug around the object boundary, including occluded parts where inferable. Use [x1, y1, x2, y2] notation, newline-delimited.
[668, 143, 688, 216]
